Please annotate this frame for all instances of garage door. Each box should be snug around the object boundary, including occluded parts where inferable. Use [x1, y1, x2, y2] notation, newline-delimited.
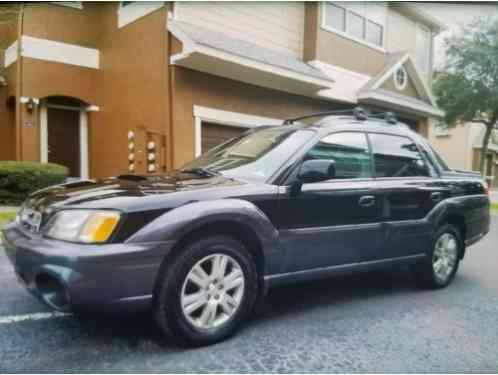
[201, 122, 246, 154]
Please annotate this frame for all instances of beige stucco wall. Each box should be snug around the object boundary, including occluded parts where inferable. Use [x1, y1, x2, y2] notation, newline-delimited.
[428, 122, 484, 171]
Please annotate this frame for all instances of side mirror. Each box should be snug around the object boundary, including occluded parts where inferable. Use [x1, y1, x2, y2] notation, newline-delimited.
[298, 159, 336, 183]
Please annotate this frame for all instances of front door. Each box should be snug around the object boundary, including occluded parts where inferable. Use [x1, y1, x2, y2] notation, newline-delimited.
[279, 131, 382, 273]
[47, 107, 80, 177]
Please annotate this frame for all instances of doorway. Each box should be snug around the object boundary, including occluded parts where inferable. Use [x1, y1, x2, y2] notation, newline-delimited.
[47, 107, 80, 177]
[40, 98, 89, 179]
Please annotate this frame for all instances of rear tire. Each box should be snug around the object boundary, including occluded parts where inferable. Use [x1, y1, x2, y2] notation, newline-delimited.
[413, 224, 462, 289]
[153, 235, 258, 346]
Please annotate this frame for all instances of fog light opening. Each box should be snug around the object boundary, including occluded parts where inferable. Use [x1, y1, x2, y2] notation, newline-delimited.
[35, 274, 70, 311]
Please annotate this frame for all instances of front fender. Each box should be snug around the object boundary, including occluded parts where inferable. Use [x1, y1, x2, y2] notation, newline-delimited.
[125, 199, 279, 269]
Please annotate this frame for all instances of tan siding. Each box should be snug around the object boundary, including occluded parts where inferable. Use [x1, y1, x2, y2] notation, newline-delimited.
[171, 66, 343, 168]
[386, 8, 417, 56]
[314, 4, 385, 76]
[175, 2, 305, 58]
[429, 124, 475, 171]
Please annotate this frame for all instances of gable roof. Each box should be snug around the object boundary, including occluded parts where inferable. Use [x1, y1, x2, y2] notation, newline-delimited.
[356, 51, 444, 118]
[359, 51, 437, 107]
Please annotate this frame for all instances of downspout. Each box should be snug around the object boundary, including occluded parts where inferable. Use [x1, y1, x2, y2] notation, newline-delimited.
[166, 4, 175, 170]
[15, 3, 24, 161]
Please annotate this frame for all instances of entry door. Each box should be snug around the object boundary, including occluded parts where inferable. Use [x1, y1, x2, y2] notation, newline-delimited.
[47, 107, 80, 177]
[279, 132, 383, 273]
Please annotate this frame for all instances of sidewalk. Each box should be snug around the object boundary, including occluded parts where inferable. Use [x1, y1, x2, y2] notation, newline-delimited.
[491, 190, 498, 204]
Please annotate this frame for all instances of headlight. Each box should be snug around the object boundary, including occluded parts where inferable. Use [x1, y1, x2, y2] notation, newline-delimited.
[45, 210, 121, 244]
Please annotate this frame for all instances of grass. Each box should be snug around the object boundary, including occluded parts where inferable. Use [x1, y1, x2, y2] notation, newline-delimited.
[0, 212, 16, 227]
[0, 212, 17, 244]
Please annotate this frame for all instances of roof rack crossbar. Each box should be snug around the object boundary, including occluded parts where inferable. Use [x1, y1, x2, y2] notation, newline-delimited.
[283, 107, 400, 126]
[283, 106, 367, 125]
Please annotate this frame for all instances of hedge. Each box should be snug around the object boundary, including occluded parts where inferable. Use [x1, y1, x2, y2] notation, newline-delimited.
[0, 161, 68, 205]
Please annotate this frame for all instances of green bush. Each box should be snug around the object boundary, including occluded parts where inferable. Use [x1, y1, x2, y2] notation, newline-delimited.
[0, 161, 68, 205]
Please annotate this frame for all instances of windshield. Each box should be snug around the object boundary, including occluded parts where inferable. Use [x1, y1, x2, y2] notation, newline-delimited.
[181, 126, 315, 182]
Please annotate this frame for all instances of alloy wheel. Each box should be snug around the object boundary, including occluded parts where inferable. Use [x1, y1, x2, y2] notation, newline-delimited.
[432, 232, 458, 284]
[180, 253, 245, 330]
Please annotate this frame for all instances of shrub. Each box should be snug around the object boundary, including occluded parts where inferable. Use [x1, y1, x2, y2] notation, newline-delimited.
[0, 161, 68, 205]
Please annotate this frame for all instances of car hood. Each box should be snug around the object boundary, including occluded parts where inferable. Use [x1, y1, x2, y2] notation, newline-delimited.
[24, 171, 246, 214]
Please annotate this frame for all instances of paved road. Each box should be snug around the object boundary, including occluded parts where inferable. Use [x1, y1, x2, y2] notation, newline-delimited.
[1, 218, 498, 373]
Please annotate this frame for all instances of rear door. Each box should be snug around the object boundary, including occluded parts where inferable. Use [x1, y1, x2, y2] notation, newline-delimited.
[279, 131, 383, 273]
[368, 132, 443, 259]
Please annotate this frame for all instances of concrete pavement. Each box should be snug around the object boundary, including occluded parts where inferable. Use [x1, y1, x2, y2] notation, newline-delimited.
[1, 217, 498, 372]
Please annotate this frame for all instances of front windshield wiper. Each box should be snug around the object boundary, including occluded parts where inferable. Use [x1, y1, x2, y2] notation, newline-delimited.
[180, 167, 219, 177]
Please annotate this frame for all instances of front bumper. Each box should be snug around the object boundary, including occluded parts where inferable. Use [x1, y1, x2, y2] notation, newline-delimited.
[2, 223, 176, 313]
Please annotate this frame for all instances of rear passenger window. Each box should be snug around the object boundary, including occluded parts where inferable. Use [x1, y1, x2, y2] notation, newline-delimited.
[369, 133, 430, 178]
[305, 132, 372, 179]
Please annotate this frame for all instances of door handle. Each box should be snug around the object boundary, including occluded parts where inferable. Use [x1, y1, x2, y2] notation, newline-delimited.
[431, 192, 442, 202]
[359, 195, 376, 207]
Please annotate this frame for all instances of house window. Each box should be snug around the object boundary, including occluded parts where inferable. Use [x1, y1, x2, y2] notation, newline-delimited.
[394, 66, 408, 91]
[416, 24, 432, 77]
[323, 2, 386, 49]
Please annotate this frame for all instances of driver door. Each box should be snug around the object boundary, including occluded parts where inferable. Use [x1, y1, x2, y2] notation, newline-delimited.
[278, 131, 383, 273]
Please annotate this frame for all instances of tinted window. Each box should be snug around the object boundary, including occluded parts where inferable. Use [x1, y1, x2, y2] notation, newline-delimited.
[369, 133, 430, 178]
[305, 132, 372, 179]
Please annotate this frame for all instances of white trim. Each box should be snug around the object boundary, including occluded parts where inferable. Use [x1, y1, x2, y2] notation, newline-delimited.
[168, 21, 334, 91]
[4, 41, 18, 68]
[358, 90, 444, 118]
[193, 105, 282, 157]
[79, 110, 89, 179]
[40, 105, 48, 164]
[118, 2, 164, 29]
[21, 36, 99, 69]
[393, 66, 408, 91]
[86, 105, 100, 112]
[320, 3, 387, 54]
[309, 60, 371, 103]
[51, 2, 83, 10]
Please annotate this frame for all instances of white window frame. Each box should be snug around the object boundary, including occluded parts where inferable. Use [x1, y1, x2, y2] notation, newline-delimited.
[40, 102, 92, 180]
[117, 2, 164, 29]
[393, 66, 408, 91]
[321, 2, 386, 53]
[193, 106, 282, 157]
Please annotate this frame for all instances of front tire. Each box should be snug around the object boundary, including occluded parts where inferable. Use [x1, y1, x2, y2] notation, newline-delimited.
[413, 224, 462, 289]
[153, 235, 258, 346]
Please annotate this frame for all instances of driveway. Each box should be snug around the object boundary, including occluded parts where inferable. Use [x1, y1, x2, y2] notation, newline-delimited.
[1, 217, 498, 372]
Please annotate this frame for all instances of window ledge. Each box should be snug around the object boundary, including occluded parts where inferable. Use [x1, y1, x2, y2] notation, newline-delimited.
[320, 24, 386, 54]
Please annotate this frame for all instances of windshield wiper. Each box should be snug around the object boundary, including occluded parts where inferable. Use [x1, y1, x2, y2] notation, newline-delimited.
[180, 167, 219, 177]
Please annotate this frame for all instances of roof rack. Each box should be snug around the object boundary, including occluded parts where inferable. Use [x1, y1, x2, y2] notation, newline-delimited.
[282, 106, 398, 125]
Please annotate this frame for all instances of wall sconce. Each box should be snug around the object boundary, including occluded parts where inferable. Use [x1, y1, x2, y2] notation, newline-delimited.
[20, 97, 39, 114]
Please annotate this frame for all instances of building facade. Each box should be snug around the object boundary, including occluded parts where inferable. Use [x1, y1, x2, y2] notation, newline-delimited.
[0, 2, 444, 179]
[429, 123, 498, 187]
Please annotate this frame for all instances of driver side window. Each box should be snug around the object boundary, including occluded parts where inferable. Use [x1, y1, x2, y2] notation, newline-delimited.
[305, 132, 372, 180]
